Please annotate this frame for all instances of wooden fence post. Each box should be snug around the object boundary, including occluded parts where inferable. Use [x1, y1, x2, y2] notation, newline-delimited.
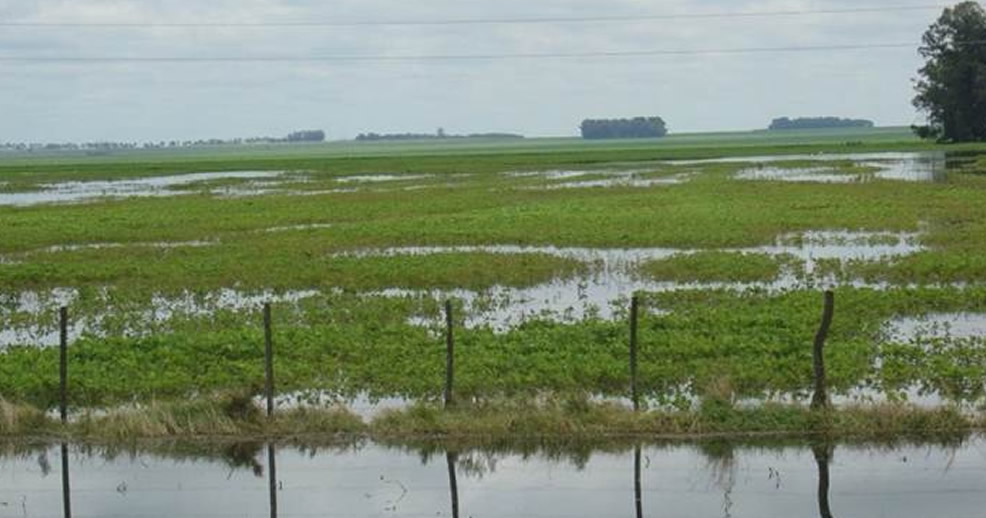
[811, 291, 835, 410]
[444, 300, 455, 409]
[630, 295, 640, 412]
[263, 303, 275, 418]
[59, 306, 68, 424]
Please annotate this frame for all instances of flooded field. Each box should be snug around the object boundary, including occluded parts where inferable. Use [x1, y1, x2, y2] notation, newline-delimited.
[0, 229, 928, 344]
[352, 230, 924, 329]
[1, 143, 984, 414]
[0, 151, 963, 209]
[0, 171, 287, 206]
[2, 438, 984, 518]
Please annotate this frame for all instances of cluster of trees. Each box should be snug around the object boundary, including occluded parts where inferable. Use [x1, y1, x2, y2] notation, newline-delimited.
[285, 130, 325, 142]
[767, 117, 875, 130]
[355, 129, 523, 141]
[913, 1, 986, 141]
[579, 117, 668, 139]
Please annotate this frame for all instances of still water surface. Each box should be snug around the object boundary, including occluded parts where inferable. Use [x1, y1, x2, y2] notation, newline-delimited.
[2, 438, 985, 517]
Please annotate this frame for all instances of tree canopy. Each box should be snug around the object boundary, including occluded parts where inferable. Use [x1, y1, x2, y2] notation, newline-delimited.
[580, 117, 668, 139]
[768, 117, 874, 131]
[913, 1, 986, 141]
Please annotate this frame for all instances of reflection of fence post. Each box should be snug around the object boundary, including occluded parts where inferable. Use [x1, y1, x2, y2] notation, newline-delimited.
[267, 443, 278, 518]
[813, 443, 834, 518]
[61, 442, 72, 518]
[446, 451, 460, 518]
[633, 445, 643, 518]
[59, 306, 68, 423]
[630, 295, 640, 412]
[811, 291, 835, 411]
[444, 301, 455, 409]
[263, 303, 275, 418]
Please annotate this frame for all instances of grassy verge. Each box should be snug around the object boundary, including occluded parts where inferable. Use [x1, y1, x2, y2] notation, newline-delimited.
[0, 395, 978, 443]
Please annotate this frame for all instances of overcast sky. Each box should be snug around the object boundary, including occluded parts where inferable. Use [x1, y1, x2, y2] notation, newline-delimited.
[0, 0, 950, 142]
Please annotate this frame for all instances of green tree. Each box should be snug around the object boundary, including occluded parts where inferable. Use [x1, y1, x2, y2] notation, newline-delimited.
[913, 1, 986, 141]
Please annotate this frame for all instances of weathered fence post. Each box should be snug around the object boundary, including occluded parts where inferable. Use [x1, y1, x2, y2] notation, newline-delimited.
[263, 303, 275, 418]
[630, 295, 640, 412]
[444, 300, 455, 409]
[59, 306, 68, 424]
[811, 291, 835, 410]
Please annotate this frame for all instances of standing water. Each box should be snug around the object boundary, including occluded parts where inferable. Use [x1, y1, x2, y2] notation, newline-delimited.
[1, 438, 984, 517]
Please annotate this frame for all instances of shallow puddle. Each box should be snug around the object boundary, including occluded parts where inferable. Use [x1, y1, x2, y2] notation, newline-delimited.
[885, 313, 986, 342]
[736, 166, 868, 183]
[260, 223, 334, 233]
[2, 438, 984, 518]
[679, 151, 949, 183]
[0, 171, 286, 207]
[335, 173, 432, 183]
[508, 168, 689, 189]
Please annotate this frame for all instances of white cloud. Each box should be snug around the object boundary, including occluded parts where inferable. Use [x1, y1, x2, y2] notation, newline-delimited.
[0, 0, 941, 141]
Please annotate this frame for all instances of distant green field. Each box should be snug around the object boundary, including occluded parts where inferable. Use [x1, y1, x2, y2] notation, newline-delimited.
[0, 125, 924, 168]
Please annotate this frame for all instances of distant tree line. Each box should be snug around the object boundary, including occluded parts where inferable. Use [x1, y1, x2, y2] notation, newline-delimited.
[579, 117, 668, 139]
[767, 117, 875, 131]
[0, 129, 327, 154]
[285, 129, 325, 142]
[355, 129, 524, 141]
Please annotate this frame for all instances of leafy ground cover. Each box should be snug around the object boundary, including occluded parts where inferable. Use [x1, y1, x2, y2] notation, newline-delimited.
[0, 131, 985, 437]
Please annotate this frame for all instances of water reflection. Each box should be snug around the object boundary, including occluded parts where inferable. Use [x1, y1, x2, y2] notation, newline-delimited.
[447, 451, 460, 518]
[60, 442, 71, 518]
[813, 443, 835, 518]
[268, 443, 278, 518]
[12, 437, 981, 517]
[634, 445, 643, 518]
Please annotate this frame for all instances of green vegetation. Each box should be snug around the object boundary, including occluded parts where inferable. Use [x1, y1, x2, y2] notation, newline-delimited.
[640, 252, 799, 283]
[1, 129, 985, 442]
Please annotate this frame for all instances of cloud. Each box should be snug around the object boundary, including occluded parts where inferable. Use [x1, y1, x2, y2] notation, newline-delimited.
[0, 0, 939, 141]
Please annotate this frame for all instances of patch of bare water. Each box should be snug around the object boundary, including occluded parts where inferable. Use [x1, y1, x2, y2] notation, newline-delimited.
[736, 166, 868, 183]
[506, 167, 689, 189]
[884, 313, 986, 343]
[336, 173, 432, 183]
[698, 151, 948, 183]
[0, 171, 286, 207]
[505, 169, 593, 180]
[257, 390, 412, 419]
[4, 440, 985, 518]
[260, 223, 334, 233]
[37, 239, 216, 254]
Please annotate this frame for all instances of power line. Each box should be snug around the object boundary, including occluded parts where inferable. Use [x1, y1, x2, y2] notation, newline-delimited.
[0, 42, 936, 63]
[0, 5, 948, 28]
